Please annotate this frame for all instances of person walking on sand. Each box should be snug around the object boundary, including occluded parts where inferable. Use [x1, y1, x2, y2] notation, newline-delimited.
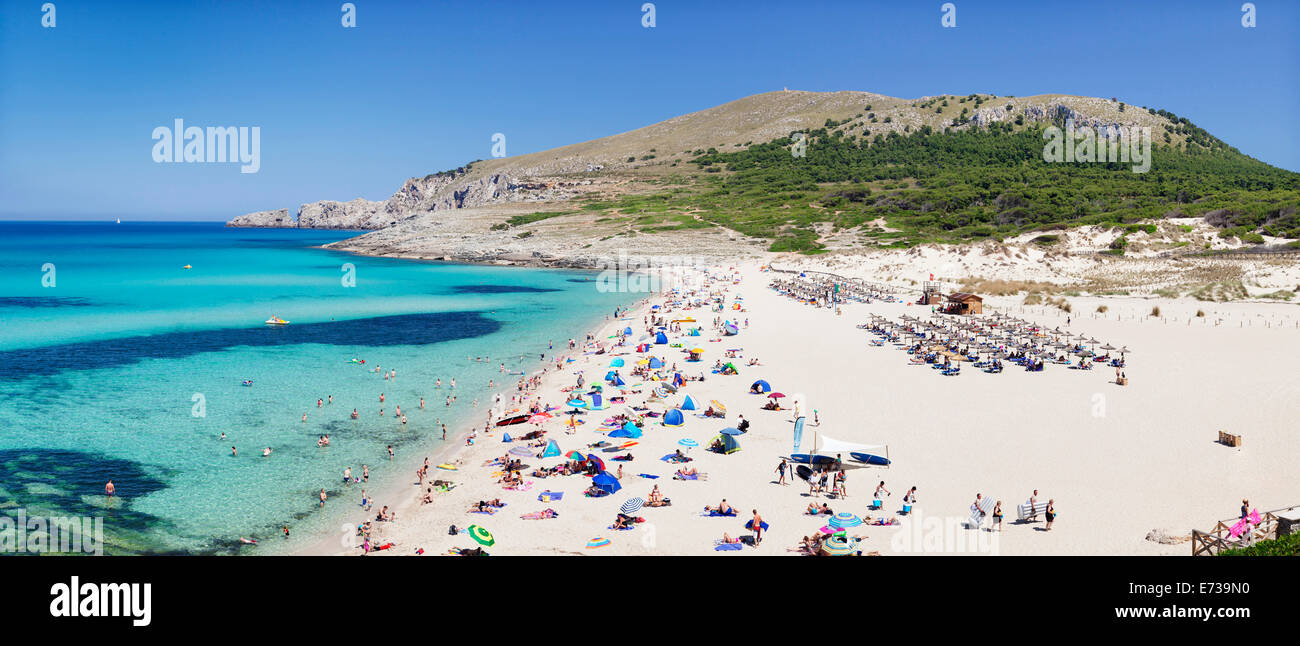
[105, 480, 115, 497]
[1044, 499, 1056, 530]
[751, 509, 764, 545]
[1028, 489, 1039, 522]
[775, 458, 789, 485]
[992, 501, 1004, 531]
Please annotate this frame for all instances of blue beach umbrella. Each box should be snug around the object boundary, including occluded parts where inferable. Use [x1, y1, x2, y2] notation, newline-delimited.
[829, 512, 863, 529]
[678, 438, 698, 447]
[719, 427, 743, 436]
[610, 358, 625, 367]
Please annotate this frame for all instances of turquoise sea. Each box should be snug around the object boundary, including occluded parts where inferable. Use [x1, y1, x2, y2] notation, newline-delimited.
[0, 221, 637, 554]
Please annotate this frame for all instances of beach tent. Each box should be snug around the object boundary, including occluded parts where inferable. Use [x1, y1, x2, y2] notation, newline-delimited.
[636, 343, 651, 352]
[723, 324, 739, 336]
[648, 357, 664, 369]
[688, 328, 701, 336]
[604, 370, 619, 381]
[710, 433, 741, 455]
[610, 374, 626, 387]
[750, 380, 772, 393]
[663, 408, 685, 427]
[680, 394, 698, 411]
[592, 472, 622, 495]
[502, 433, 512, 443]
[623, 326, 633, 336]
[541, 439, 561, 459]
[586, 454, 607, 472]
[654, 331, 669, 344]
[589, 393, 605, 411]
[610, 421, 642, 439]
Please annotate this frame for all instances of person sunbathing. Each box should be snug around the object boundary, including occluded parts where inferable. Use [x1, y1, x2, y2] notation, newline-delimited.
[704, 499, 734, 515]
[720, 532, 742, 544]
[612, 513, 634, 530]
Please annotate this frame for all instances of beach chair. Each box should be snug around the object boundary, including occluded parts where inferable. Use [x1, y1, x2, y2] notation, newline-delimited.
[968, 497, 996, 529]
[1016, 501, 1049, 521]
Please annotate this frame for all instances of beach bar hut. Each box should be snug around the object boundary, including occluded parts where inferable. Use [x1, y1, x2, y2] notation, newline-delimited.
[944, 293, 984, 315]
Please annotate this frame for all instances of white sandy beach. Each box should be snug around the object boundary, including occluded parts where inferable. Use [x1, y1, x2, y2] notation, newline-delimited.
[302, 261, 1300, 557]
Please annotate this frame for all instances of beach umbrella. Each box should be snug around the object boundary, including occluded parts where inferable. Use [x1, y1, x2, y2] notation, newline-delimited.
[678, 438, 698, 447]
[719, 427, 743, 436]
[768, 392, 786, 399]
[828, 512, 863, 529]
[566, 399, 588, 409]
[586, 537, 611, 549]
[508, 446, 533, 458]
[466, 525, 495, 547]
[565, 450, 585, 461]
[620, 498, 645, 515]
[610, 358, 625, 367]
[821, 535, 855, 556]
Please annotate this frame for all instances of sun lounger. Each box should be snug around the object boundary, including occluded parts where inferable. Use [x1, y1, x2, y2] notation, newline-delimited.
[1017, 501, 1049, 521]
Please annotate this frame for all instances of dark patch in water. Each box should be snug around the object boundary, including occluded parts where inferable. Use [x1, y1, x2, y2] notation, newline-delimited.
[449, 285, 560, 294]
[566, 278, 594, 283]
[0, 311, 501, 380]
[0, 296, 96, 308]
[0, 449, 189, 555]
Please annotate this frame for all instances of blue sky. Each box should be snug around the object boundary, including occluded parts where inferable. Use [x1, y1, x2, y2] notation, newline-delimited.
[1, 0, 1296, 221]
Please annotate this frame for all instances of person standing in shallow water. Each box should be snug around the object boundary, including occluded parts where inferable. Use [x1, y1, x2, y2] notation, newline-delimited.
[105, 480, 115, 497]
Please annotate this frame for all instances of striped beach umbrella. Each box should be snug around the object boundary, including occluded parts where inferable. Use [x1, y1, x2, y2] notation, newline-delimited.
[508, 446, 533, 457]
[586, 537, 610, 549]
[620, 498, 645, 515]
[678, 438, 698, 447]
[828, 512, 863, 529]
[821, 535, 855, 556]
[564, 450, 585, 461]
[466, 525, 495, 547]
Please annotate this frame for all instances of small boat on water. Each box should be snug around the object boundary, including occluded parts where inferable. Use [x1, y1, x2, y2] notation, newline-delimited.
[265, 316, 290, 326]
[183, 264, 192, 269]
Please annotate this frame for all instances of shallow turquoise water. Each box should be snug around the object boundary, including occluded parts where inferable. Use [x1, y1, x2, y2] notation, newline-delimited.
[0, 222, 636, 554]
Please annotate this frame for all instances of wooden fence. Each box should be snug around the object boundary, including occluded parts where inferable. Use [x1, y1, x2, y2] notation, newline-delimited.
[1190, 509, 1282, 556]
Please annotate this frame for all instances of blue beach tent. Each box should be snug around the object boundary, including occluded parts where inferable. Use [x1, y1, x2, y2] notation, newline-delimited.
[663, 408, 685, 427]
[680, 394, 698, 411]
[541, 439, 561, 458]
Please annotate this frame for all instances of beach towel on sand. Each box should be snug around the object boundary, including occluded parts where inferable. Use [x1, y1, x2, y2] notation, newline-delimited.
[745, 519, 770, 531]
[638, 474, 659, 479]
[714, 542, 743, 551]
[538, 491, 564, 502]
[702, 509, 737, 517]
